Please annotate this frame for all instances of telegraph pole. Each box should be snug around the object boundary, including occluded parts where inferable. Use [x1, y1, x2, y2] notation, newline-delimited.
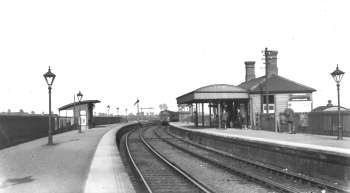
[137, 102, 139, 121]
[264, 47, 269, 115]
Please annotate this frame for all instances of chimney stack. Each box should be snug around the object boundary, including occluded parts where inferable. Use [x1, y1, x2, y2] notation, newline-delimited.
[245, 61, 256, 82]
[264, 48, 278, 78]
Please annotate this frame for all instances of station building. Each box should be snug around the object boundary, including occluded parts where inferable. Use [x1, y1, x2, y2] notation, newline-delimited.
[177, 48, 316, 131]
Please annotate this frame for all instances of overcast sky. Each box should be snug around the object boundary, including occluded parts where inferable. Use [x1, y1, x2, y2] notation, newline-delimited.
[0, 0, 349, 115]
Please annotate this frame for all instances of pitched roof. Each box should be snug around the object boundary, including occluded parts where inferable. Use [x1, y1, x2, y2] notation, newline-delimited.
[239, 76, 265, 91]
[58, 100, 101, 111]
[239, 75, 316, 94]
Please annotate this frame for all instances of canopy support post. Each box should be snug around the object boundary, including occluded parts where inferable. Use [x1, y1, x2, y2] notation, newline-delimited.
[209, 103, 212, 127]
[218, 102, 222, 129]
[202, 103, 205, 127]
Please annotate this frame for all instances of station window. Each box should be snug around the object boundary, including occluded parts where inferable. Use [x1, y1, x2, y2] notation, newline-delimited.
[263, 95, 275, 114]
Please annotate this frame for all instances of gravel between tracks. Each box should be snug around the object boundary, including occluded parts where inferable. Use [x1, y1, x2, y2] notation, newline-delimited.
[128, 128, 203, 193]
[144, 126, 276, 193]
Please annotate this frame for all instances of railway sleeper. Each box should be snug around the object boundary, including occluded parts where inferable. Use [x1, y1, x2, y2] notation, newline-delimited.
[154, 130, 301, 193]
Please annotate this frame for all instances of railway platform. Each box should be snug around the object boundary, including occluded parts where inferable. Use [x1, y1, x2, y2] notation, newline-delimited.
[169, 122, 350, 186]
[171, 122, 350, 156]
[0, 122, 136, 193]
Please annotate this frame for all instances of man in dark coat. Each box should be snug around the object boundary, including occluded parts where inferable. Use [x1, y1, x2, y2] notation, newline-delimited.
[284, 104, 295, 134]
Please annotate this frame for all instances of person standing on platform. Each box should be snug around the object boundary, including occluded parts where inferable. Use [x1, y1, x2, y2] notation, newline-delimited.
[284, 104, 295, 134]
[240, 108, 247, 130]
[222, 109, 228, 129]
[236, 108, 242, 128]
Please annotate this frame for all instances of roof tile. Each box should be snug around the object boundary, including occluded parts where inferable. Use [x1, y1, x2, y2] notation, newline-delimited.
[239, 75, 316, 93]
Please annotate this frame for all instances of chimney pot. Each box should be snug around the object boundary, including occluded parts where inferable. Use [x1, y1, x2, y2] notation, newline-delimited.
[265, 49, 278, 78]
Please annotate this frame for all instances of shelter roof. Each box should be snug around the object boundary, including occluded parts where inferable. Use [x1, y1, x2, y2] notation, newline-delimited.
[195, 84, 248, 93]
[58, 100, 100, 111]
[239, 75, 316, 94]
[177, 84, 248, 104]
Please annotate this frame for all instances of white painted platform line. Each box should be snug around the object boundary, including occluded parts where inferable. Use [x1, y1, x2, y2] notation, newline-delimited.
[84, 126, 136, 193]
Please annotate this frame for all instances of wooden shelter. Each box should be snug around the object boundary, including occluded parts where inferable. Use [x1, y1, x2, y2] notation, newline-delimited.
[58, 100, 100, 129]
[177, 84, 249, 128]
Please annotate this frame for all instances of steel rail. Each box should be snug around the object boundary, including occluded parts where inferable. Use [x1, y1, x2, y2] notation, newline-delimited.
[139, 126, 215, 193]
[154, 128, 301, 193]
[162, 127, 349, 193]
[125, 128, 153, 193]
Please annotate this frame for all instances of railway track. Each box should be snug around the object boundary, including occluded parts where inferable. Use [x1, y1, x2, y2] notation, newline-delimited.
[155, 125, 350, 193]
[124, 124, 214, 193]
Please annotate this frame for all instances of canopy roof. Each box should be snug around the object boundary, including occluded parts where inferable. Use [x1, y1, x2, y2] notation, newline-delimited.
[177, 84, 248, 104]
[58, 100, 100, 111]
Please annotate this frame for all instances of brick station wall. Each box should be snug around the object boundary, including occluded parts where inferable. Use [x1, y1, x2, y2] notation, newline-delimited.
[168, 125, 350, 183]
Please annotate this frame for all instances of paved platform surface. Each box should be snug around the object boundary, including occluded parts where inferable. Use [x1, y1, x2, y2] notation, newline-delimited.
[171, 122, 350, 157]
[84, 123, 135, 193]
[0, 123, 136, 193]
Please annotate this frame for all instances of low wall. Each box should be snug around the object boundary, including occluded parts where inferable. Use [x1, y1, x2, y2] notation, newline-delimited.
[0, 115, 66, 149]
[169, 125, 350, 184]
[92, 116, 123, 126]
[307, 111, 350, 137]
[0, 115, 124, 149]
[260, 111, 350, 137]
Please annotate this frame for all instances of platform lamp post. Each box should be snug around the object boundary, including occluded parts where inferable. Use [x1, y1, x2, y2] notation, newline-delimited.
[107, 105, 110, 116]
[116, 107, 119, 116]
[43, 66, 56, 145]
[125, 108, 128, 122]
[77, 91, 83, 133]
[331, 64, 345, 140]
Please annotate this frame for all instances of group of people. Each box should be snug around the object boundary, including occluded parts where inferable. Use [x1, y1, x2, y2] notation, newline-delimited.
[221, 108, 247, 129]
[193, 103, 296, 134]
